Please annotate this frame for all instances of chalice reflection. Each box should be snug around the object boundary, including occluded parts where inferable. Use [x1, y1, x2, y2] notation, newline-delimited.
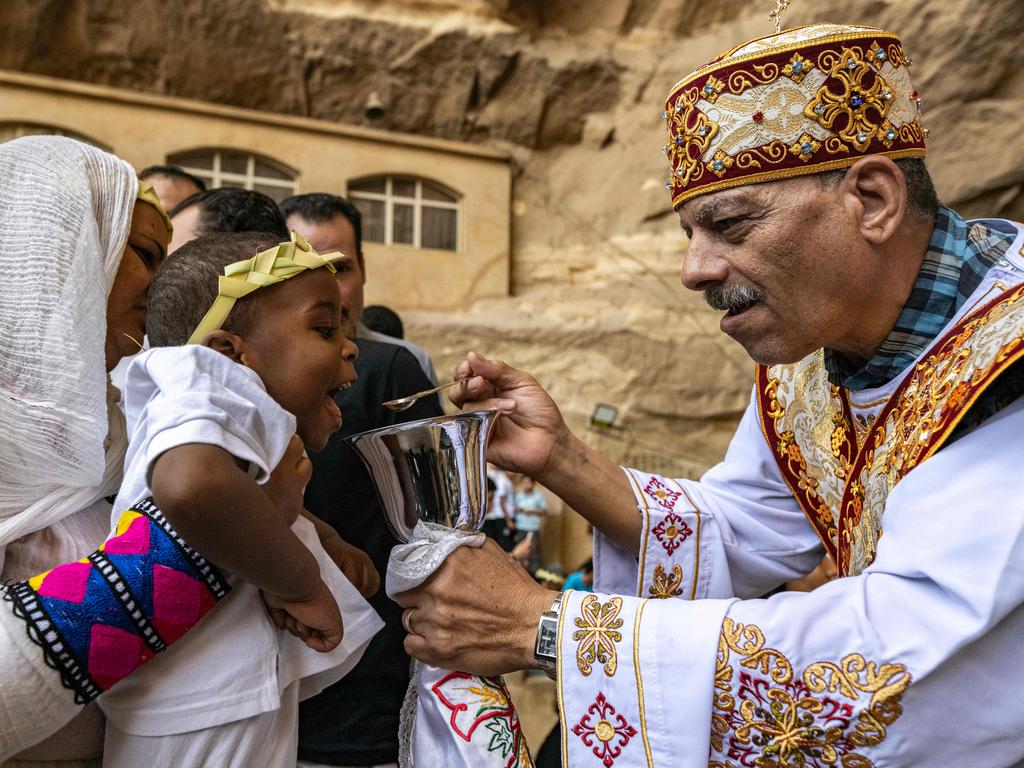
[344, 410, 498, 543]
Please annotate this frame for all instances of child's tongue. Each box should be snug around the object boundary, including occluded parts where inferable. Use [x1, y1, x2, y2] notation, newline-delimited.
[324, 394, 342, 426]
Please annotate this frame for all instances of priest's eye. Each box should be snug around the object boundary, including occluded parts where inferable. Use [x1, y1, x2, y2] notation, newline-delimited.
[714, 216, 745, 233]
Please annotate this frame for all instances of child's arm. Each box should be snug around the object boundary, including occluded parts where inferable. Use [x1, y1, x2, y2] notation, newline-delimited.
[299, 510, 381, 598]
[151, 442, 342, 650]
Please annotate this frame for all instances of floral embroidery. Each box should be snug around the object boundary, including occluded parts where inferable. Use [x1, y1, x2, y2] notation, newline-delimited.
[430, 672, 531, 768]
[756, 361, 853, 565]
[651, 510, 693, 556]
[648, 563, 683, 599]
[571, 692, 637, 767]
[781, 52, 813, 83]
[700, 74, 726, 102]
[805, 47, 893, 153]
[664, 91, 718, 189]
[642, 476, 681, 509]
[573, 595, 624, 676]
[708, 148, 735, 177]
[788, 133, 820, 162]
[711, 618, 911, 767]
[837, 282, 1024, 575]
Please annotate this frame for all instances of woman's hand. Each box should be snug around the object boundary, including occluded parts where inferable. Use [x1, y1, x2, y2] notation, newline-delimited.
[323, 536, 381, 598]
[263, 435, 312, 526]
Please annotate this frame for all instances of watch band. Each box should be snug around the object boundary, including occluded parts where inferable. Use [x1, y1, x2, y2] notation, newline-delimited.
[534, 594, 562, 679]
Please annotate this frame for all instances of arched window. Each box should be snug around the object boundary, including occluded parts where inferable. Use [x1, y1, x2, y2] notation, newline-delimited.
[167, 148, 298, 202]
[0, 122, 110, 151]
[348, 176, 460, 252]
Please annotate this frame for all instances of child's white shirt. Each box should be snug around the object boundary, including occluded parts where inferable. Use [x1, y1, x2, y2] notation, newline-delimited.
[98, 346, 383, 756]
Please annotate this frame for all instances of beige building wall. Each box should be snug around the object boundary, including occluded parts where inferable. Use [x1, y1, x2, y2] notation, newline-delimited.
[0, 70, 511, 313]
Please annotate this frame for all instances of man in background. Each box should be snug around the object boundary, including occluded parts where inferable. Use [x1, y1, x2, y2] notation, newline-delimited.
[139, 165, 206, 212]
[281, 193, 439, 386]
[168, 187, 289, 249]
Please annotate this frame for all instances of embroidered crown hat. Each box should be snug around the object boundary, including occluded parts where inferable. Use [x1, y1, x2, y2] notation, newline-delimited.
[663, 23, 927, 208]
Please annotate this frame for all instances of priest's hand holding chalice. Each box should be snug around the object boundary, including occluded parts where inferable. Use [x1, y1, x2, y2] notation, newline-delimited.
[347, 355, 574, 766]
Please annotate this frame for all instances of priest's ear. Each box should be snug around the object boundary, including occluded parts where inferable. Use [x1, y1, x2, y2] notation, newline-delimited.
[202, 330, 247, 363]
[840, 155, 907, 246]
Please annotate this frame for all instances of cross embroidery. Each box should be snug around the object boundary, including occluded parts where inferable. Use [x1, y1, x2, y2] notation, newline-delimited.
[643, 477, 681, 509]
[652, 511, 693, 556]
[571, 692, 637, 767]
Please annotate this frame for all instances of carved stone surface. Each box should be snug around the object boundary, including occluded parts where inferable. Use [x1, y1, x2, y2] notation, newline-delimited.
[2, 0, 1021, 471]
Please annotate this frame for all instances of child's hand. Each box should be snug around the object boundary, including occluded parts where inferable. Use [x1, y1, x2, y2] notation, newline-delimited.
[262, 579, 343, 652]
[322, 537, 381, 598]
[264, 435, 311, 525]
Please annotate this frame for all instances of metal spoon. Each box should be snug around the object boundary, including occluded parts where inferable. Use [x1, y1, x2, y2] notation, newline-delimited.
[382, 379, 467, 412]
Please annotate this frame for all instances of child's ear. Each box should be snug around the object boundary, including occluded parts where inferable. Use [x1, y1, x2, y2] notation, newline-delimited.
[202, 330, 246, 362]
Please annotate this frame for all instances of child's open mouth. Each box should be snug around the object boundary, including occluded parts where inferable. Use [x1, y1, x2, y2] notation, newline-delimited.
[323, 382, 351, 427]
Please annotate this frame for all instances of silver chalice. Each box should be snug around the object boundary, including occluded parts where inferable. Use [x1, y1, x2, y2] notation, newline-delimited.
[343, 410, 498, 543]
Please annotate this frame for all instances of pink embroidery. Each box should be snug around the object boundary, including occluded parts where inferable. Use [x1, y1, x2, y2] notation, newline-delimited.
[643, 477, 681, 509]
[34, 561, 91, 603]
[571, 692, 637, 767]
[652, 512, 693, 556]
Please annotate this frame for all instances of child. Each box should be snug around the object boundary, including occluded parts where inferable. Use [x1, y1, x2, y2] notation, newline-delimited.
[98, 231, 384, 766]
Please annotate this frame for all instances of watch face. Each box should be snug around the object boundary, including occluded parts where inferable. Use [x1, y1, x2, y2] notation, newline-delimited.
[537, 631, 558, 658]
[536, 616, 559, 659]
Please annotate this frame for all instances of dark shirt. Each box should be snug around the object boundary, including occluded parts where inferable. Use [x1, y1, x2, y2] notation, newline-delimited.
[298, 337, 443, 766]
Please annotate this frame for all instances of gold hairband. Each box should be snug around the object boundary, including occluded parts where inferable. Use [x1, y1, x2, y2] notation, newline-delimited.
[136, 179, 174, 236]
[186, 231, 339, 345]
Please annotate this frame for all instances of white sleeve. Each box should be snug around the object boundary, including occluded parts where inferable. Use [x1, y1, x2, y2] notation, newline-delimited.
[594, 391, 823, 601]
[124, 346, 297, 485]
[559, 396, 1024, 768]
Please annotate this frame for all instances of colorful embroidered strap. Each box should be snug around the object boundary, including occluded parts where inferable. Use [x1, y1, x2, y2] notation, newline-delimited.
[186, 231, 339, 344]
[1, 499, 229, 704]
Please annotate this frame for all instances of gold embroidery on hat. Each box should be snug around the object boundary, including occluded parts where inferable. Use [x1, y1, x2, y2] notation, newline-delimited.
[701, 74, 726, 103]
[726, 63, 780, 94]
[736, 140, 788, 170]
[707, 149, 735, 177]
[781, 52, 814, 83]
[788, 133, 821, 162]
[665, 93, 719, 187]
[806, 47, 893, 153]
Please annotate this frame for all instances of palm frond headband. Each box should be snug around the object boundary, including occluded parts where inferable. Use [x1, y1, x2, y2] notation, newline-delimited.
[186, 231, 339, 345]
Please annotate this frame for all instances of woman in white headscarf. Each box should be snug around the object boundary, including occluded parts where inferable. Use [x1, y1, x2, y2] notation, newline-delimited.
[0, 135, 172, 763]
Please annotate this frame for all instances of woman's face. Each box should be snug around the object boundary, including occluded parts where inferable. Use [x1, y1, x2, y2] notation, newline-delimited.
[105, 200, 169, 371]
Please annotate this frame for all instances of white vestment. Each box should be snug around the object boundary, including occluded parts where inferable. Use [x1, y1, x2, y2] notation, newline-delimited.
[556, 224, 1024, 767]
[98, 346, 383, 767]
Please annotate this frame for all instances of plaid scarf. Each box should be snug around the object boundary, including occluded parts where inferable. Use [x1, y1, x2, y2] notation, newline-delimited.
[825, 206, 1016, 391]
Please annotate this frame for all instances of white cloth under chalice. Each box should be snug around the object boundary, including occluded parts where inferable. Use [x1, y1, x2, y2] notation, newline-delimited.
[387, 522, 534, 768]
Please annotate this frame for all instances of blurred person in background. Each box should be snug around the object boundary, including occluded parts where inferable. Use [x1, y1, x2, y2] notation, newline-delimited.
[139, 164, 206, 212]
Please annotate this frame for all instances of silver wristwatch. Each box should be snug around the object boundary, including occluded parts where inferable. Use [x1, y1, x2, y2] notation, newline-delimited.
[533, 595, 562, 679]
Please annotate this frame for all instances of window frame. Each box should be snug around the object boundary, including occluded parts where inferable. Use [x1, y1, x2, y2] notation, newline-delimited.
[167, 148, 299, 198]
[0, 122, 110, 151]
[348, 175, 461, 252]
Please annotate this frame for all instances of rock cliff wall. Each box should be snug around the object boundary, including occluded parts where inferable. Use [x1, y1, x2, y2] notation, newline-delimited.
[3, 0, 1022, 472]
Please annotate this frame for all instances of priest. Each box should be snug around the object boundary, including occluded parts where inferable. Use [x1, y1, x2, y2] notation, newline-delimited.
[394, 22, 1024, 768]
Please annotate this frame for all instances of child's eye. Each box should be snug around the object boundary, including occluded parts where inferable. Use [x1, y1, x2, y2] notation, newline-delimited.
[316, 326, 335, 339]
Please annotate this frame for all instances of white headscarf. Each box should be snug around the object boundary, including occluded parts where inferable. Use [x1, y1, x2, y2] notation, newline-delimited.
[0, 136, 137, 554]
